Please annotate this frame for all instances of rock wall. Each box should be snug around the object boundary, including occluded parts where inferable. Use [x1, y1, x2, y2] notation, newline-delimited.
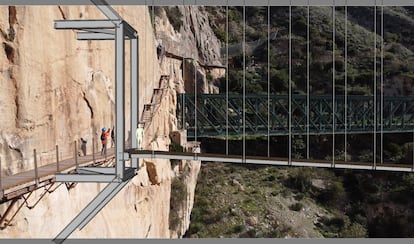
[148, 5, 227, 236]
[0, 5, 200, 238]
[155, 6, 225, 95]
[0, 5, 159, 174]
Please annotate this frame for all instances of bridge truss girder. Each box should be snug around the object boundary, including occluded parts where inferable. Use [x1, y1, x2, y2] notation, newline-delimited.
[178, 93, 414, 138]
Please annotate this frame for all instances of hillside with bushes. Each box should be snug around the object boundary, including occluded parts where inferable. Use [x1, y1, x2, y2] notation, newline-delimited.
[181, 6, 414, 238]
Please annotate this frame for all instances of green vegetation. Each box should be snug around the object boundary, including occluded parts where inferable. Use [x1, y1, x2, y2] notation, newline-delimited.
[187, 158, 414, 237]
[169, 141, 185, 153]
[169, 176, 188, 231]
[179, 5, 414, 238]
[169, 142, 185, 168]
[206, 6, 414, 97]
[185, 163, 290, 237]
[289, 202, 303, 211]
[165, 7, 184, 32]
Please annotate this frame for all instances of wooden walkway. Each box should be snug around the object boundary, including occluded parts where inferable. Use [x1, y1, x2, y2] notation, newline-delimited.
[0, 148, 115, 203]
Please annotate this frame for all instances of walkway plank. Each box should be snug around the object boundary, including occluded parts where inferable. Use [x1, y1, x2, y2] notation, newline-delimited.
[1, 148, 115, 202]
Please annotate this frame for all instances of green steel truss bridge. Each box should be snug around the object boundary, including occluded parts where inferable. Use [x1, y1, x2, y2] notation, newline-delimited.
[177, 93, 414, 138]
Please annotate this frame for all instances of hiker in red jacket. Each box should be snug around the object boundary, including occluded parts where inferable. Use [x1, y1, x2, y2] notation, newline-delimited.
[100, 127, 111, 156]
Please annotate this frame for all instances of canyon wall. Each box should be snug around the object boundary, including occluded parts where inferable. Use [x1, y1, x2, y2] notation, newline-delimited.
[0, 5, 200, 238]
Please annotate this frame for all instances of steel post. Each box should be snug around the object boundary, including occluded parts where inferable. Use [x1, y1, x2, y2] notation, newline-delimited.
[92, 137, 96, 164]
[115, 22, 125, 180]
[74, 141, 78, 168]
[56, 145, 60, 172]
[34, 149, 39, 186]
[131, 36, 139, 169]
[0, 157, 2, 197]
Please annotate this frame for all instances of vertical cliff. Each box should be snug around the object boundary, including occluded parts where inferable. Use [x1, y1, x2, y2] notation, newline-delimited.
[154, 6, 225, 95]
[0, 5, 161, 174]
[0, 5, 203, 238]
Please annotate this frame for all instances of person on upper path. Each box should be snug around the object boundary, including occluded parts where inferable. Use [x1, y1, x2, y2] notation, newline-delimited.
[80, 137, 87, 156]
[100, 127, 111, 156]
[136, 123, 144, 150]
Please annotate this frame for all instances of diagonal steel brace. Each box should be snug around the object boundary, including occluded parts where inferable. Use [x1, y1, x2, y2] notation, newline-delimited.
[53, 179, 130, 243]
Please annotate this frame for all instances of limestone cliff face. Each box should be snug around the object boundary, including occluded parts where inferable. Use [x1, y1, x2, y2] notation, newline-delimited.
[0, 5, 160, 174]
[155, 6, 225, 95]
[155, 6, 221, 66]
[149, 6, 226, 236]
[0, 5, 200, 238]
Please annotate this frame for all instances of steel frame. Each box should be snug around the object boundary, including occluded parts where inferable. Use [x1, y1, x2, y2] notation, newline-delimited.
[54, 3, 138, 183]
[53, 0, 139, 241]
[178, 93, 414, 137]
[128, 150, 414, 173]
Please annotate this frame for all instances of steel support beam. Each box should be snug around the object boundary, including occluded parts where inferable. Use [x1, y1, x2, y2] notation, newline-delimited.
[76, 32, 132, 40]
[81, 29, 115, 35]
[123, 21, 138, 39]
[91, 0, 122, 20]
[77, 32, 117, 40]
[53, 180, 129, 244]
[71, 22, 135, 39]
[128, 150, 414, 173]
[77, 179, 130, 230]
[130, 36, 139, 169]
[123, 167, 137, 180]
[55, 174, 118, 183]
[54, 20, 119, 30]
[76, 167, 116, 175]
[115, 22, 125, 180]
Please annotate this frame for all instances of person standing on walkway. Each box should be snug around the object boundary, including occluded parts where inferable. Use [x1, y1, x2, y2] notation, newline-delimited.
[157, 43, 162, 60]
[100, 127, 111, 156]
[80, 137, 87, 156]
[136, 123, 144, 150]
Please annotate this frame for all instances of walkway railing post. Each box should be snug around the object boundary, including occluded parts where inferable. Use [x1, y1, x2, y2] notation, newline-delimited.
[105, 143, 107, 162]
[74, 140, 78, 168]
[0, 157, 2, 197]
[34, 149, 39, 186]
[56, 145, 60, 172]
[92, 137, 96, 164]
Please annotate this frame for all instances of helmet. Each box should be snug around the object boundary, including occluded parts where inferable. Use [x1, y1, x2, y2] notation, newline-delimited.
[102, 127, 106, 132]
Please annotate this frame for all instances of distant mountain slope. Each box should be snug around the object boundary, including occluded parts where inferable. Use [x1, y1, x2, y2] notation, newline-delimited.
[206, 6, 414, 96]
[186, 161, 414, 238]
